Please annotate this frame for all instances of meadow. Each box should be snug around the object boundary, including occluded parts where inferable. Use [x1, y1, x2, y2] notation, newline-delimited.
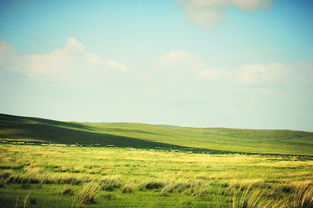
[0, 114, 312, 207]
[0, 144, 312, 208]
[1, 113, 313, 156]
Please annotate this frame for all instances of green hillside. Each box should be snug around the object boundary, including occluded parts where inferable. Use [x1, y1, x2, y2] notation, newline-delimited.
[0, 113, 312, 156]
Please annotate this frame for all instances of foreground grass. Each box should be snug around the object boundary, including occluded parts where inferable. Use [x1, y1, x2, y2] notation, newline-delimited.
[0, 144, 312, 207]
[1, 113, 313, 155]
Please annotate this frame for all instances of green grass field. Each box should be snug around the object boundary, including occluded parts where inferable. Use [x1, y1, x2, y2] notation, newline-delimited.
[0, 113, 312, 207]
[1, 113, 313, 155]
[0, 144, 312, 208]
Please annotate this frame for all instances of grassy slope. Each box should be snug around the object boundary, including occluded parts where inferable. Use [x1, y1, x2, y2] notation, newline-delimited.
[0, 113, 312, 155]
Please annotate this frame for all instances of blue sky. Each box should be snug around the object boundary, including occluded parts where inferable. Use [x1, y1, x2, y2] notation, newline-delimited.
[0, 0, 313, 131]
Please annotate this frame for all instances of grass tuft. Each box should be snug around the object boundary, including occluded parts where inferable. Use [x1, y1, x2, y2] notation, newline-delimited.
[100, 176, 122, 191]
[139, 181, 165, 191]
[0, 170, 13, 179]
[292, 183, 313, 208]
[60, 186, 74, 196]
[102, 193, 117, 200]
[73, 182, 99, 207]
[121, 185, 133, 193]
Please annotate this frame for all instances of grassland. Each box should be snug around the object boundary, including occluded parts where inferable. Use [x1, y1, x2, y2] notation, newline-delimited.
[0, 144, 312, 208]
[0, 113, 312, 207]
[1, 113, 313, 155]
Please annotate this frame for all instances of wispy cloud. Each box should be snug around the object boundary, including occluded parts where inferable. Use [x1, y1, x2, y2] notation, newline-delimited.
[178, 0, 273, 28]
[0, 38, 128, 78]
[156, 50, 201, 69]
[105, 60, 128, 71]
[198, 67, 230, 80]
[157, 49, 313, 86]
[237, 61, 313, 85]
[236, 62, 286, 84]
[1, 40, 312, 88]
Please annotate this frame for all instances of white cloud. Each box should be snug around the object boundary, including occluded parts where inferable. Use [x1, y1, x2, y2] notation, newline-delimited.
[290, 60, 313, 84]
[20, 48, 71, 77]
[198, 66, 230, 80]
[178, 0, 273, 28]
[236, 62, 286, 84]
[231, 0, 271, 10]
[235, 61, 313, 85]
[0, 41, 17, 72]
[0, 41, 15, 62]
[0, 38, 128, 78]
[157, 50, 201, 69]
[105, 60, 128, 70]
[157, 50, 232, 82]
[156, 49, 313, 85]
[64, 37, 85, 52]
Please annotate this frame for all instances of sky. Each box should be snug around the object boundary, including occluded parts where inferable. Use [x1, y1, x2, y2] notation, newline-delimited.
[0, 0, 313, 131]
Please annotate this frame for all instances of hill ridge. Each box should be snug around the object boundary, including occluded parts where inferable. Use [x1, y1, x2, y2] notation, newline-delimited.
[0, 113, 312, 156]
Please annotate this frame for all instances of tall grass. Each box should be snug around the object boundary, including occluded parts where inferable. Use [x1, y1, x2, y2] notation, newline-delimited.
[14, 193, 32, 208]
[100, 175, 122, 191]
[226, 182, 313, 208]
[73, 182, 100, 207]
[0, 144, 312, 208]
[291, 182, 313, 208]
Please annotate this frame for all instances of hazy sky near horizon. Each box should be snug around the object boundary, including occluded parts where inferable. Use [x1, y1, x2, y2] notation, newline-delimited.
[0, 0, 313, 131]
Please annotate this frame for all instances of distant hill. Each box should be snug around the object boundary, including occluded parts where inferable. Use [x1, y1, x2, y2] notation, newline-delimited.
[0, 113, 312, 156]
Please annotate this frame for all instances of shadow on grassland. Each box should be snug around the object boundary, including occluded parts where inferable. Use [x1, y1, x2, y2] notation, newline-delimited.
[1, 113, 313, 158]
[0, 114, 233, 154]
[0, 113, 90, 130]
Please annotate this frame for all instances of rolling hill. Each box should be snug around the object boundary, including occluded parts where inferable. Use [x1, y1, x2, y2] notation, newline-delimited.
[0, 113, 312, 156]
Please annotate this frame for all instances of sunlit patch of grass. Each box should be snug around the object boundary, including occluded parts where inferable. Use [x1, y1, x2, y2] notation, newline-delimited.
[291, 182, 313, 208]
[215, 181, 313, 208]
[0, 144, 312, 208]
[73, 182, 99, 207]
[121, 184, 133, 193]
[100, 175, 123, 191]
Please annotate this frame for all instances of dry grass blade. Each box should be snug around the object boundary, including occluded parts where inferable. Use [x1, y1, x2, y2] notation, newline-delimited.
[73, 182, 99, 207]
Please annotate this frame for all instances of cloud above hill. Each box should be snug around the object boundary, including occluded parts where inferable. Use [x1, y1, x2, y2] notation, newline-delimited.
[178, 0, 273, 28]
[157, 50, 201, 69]
[236, 61, 313, 85]
[0, 38, 127, 79]
[156, 49, 313, 86]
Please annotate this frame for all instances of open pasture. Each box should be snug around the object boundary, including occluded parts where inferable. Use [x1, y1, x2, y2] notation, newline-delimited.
[1, 113, 313, 156]
[0, 144, 312, 208]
